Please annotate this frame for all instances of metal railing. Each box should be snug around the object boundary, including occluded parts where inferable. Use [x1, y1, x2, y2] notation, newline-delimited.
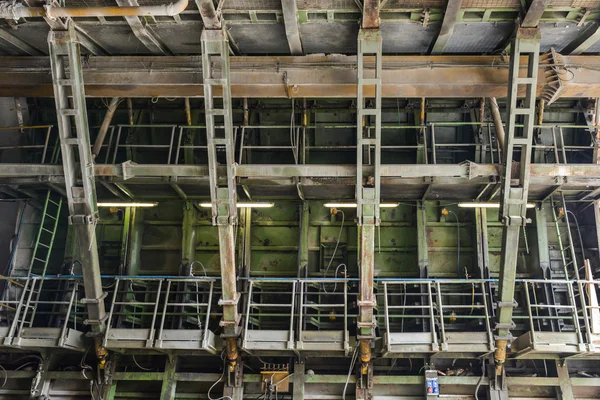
[382, 279, 494, 353]
[103, 276, 215, 348]
[0, 125, 55, 164]
[243, 279, 297, 350]
[111, 125, 178, 164]
[0, 276, 81, 347]
[242, 278, 352, 351]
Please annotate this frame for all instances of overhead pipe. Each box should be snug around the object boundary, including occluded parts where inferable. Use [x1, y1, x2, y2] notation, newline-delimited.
[92, 97, 120, 159]
[0, 0, 188, 20]
[488, 97, 506, 153]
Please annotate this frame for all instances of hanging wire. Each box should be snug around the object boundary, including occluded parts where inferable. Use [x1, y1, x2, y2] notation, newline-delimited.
[207, 359, 234, 400]
[342, 347, 359, 400]
[323, 210, 345, 294]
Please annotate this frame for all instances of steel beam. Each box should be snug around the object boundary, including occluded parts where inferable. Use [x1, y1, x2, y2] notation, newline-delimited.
[521, 0, 549, 28]
[116, 0, 172, 55]
[361, 0, 380, 29]
[0, 27, 45, 55]
[201, 27, 240, 374]
[72, 24, 109, 56]
[563, 22, 600, 55]
[160, 356, 178, 400]
[196, 0, 221, 29]
[430, 0, 463, 54]
[4, 54, 600, 98]
[356, 27, 381, 399]
[8, 163, 600, 186]
[181, 201, 197, 269]
[281, 0, 303, 55]
[48, 23, 106, 335]
[556, 361, 575, 400]
[495, 27, 540, 383]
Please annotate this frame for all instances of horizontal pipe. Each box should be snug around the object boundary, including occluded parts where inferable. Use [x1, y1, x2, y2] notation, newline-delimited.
[0, 0, 187, 19]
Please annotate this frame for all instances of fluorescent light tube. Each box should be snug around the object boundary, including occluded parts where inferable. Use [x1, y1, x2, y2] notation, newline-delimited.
[97, 202, 158, 208]
[199, 202, 274, 208]
[458, 202, 535, 209]
[323, 203, 399, 208]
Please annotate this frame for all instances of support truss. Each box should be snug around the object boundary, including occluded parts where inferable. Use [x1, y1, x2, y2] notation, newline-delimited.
[356, 26, 382, 400]
[48, 23, 106, 332]
[494, 26, 540, 394]
[201, 27, 240, 373]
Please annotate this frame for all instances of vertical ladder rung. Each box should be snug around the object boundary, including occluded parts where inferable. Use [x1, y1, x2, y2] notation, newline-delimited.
[54, 78, 73, 86]
[58, 109, 78, 116]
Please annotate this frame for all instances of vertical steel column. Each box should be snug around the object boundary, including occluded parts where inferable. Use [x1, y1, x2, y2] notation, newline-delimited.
[494, 27, 540, 386]
[356, 25, 382, 400]
[48, 24, 106, 338]
[160, 356, 178, 400]
[181, 201, 197, 271]
[297, 202, 309, 277]
[556, 360, 574, 400]
[294, 361, 305, 400]
[201, 27, 240, 374]
[417, 201, 430, 331]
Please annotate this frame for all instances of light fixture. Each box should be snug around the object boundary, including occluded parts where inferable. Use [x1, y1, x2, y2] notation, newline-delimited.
[97, 202, 158, 208]
[323, 203, 399, 208]
[199, 202, 274, 208]
[458, 202, 535, 209]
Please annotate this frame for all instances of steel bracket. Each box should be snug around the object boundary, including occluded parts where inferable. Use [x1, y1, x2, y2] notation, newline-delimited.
[80, 291, 108, 304]
[84, 314, 109, 326]
[219, 293, 241, 306]
[494, 321, 516, 330]
[496, 300, 518, 308]
[68, 212, 99, 225]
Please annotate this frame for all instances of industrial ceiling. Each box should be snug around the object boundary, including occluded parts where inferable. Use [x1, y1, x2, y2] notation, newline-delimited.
[0, 0, 600, 399]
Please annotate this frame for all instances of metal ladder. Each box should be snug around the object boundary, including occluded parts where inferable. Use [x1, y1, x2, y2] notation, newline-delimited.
[551, 192, 580, 281]
[201, 27, 236, 225]
[5, 191, 63, 343]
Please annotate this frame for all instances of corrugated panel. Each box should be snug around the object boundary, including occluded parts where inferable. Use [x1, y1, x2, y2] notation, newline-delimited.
[444, 22, 513, 53]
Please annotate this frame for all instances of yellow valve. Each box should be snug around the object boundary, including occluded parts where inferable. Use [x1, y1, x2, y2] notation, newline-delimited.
[329, 310, 336, 321]
[449, 310, 456, 323]
[441, 208, 449, 217]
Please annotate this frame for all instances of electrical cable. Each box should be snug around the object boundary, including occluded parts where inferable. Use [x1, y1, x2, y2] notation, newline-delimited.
[0, 364, 6, 388]
[132, 355, 153, 371]
[447, 210, 461, 276]
[190, 260, 208, 277]
[474, 360, 485, 400]
[15, 361, 38, 371]
[342, 346, 359, 400]
[323, 210, 345, 294]
[207, 360, 233, 400]
[566, 210, 586, 262]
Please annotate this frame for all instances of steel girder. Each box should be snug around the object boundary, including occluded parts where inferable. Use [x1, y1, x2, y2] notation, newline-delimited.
[47, 24, 107, 336]
[4, 54, 600, 98]
[494, 27, 541, 390]
[201, 27, 241, 377]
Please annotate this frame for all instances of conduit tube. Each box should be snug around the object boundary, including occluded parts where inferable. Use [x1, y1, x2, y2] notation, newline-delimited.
[488, 97, 506, 153]
[0, 0, 188, 20]
[92, 97, 120, 159]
